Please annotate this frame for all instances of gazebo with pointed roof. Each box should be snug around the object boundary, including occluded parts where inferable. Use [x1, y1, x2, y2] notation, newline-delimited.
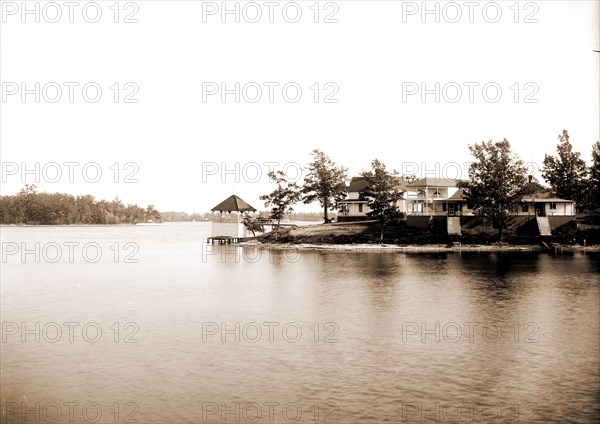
[211, 195, 257, 213]
[210, 194, 257, 239]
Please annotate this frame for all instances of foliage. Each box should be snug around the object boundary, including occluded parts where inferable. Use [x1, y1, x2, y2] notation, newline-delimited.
[259, 171, 301, 225]
[0, 185, 162, 225]
[460, 139, 528, 241]
[542, 130, 588, 209]
[521, 175, 547, 195]
[586, 141, 600, 217]
[241, 212, 264, 237]
[403, 174, 418, 184]
[359, 159, 404, 241]
[301, 149, 348, 223]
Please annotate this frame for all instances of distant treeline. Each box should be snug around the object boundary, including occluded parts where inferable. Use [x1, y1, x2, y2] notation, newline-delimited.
[0, 185, 161, 225]
[161, 211, 331, 222]
[161, 212, 211, 222]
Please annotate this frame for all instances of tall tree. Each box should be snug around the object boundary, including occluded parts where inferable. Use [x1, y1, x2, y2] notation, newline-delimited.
[542, 130, 588, 208]
[461, 139, 528, 241]
[18, 184, 39, 224]
[259, 170, 301, 227]
[586, 141, 600, 213]
[359, 159, 404, 242]
[301, 149, 348, 223]
[145, 205, 162, 222]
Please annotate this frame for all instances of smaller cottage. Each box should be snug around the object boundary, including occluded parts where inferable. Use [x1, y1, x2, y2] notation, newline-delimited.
[513, 191, 576, 233]
[515, 192, 576, 218]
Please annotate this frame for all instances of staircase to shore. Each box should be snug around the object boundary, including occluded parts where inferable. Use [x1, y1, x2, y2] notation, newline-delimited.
[536, 216, 552, 236]
[447, 217, 462, 235]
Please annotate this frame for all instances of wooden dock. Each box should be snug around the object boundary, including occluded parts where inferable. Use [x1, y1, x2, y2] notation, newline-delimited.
[255, 218, 297, 227]
[206, 236, 242, 244]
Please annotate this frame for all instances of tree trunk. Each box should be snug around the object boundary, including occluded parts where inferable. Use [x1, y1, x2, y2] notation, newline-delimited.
[380, 222, 384, 242]
[498, 208, 503, 242]
[323, 203, 328, 223]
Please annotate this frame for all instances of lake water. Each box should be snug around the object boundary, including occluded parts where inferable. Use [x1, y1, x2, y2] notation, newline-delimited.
[1, 223, 599, 423]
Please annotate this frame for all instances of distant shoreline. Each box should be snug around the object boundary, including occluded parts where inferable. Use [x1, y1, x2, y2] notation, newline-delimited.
[0, 223, 144, 227]
[0, 222, 194, 227]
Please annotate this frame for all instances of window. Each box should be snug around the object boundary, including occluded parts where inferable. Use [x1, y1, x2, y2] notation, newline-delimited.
[550, 202, 557, 210]
[522, 204, 529, 212]
[358, 203, 363, 213]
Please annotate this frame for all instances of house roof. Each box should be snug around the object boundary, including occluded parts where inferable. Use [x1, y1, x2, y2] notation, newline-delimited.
[408, 177, 457, 188]
[431, 188, 466, 202]
[448, 188, 465, 201]
[429, 189, 574, 203]
[347, 177, 372, 193]
[523, 191, 574, 203]
[347, 176, 406, 192]
[436, 190, 574, 203]
[211, 195, 257, 212]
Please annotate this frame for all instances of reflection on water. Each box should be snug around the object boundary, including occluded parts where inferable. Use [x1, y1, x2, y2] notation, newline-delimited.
[1, 223, 599, 423]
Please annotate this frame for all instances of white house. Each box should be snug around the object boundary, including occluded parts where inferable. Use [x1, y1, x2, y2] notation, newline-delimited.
[337, 176, 408, 221]
[405, 177, 462, 215]
[337, 176, 576, 228]
[337, 176, 463, 221]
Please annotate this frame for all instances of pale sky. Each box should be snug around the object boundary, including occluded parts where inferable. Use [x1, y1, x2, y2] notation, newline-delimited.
[1, 0, 599, 213]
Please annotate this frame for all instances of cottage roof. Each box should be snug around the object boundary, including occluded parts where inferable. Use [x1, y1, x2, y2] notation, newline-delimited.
[429, 189, 573, 203]
[448, 188, 465, 201]
[523, 191, 574, 203]
[440, 190, 574, 203]
[211, 195, 257, 212]
[347, 177, 372, 192]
